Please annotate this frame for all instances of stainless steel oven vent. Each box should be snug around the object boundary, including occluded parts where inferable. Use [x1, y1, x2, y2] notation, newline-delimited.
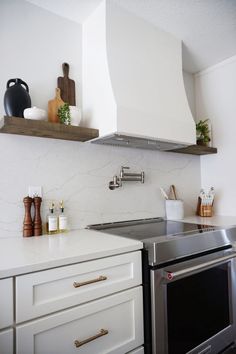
[90, 133, 189, 151]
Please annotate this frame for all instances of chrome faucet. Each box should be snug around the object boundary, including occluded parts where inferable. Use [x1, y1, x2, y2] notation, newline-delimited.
[109, 166, 145, 190]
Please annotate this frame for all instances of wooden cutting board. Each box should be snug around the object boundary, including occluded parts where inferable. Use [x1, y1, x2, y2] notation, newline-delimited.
[57, 63, 76, 105]
[48, 88, 64, 123]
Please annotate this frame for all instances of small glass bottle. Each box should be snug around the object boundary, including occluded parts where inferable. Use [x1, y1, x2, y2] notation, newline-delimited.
[47, 202, 58, 235]
[58, 200, 68, 233]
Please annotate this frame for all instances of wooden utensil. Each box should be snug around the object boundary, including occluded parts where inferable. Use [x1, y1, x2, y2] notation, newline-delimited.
[57, 63, 76, 105]
[170, 185, 177, 200]
[48, 88, 64, 123]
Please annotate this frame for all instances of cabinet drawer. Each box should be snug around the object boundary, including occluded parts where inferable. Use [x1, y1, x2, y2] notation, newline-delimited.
[16, 286, 143, 354]
[16, 251, 141, 322]
[0, 278, 13, 329]
[127, 347, 144, 354]
[0, 329, 13, 354]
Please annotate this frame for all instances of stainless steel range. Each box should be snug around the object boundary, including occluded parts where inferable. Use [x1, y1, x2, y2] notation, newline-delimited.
[87, 217, 236, 354]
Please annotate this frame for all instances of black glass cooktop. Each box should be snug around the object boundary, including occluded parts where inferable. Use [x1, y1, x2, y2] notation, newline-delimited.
[87, 217, 216, 241]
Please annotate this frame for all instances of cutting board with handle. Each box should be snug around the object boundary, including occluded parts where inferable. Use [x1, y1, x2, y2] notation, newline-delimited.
[57, 63, 76, 105]
[48, 88, 64, 123]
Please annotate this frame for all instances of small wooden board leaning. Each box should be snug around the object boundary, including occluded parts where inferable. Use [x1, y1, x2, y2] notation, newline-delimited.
[48, 88, 64, 123]
[57, 63, 76, 105]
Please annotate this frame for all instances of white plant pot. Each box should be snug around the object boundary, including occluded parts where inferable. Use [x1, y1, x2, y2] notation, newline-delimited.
[69, 106, 81, 126]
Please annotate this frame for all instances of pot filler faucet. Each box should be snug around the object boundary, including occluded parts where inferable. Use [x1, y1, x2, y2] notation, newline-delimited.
[109, 166, 145, 190]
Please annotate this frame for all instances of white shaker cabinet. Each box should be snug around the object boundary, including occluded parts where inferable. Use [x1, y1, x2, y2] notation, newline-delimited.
[13, 250, 143, 354]
[16, 287, 143, 354]
[0, 278, 13, 354]
[0, 278, 13, 329]
[0, 329, 13, 354]
[16, 251, 141, 322]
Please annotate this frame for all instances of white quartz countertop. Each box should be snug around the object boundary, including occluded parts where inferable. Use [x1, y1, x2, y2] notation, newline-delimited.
[1, 215, 235, 279]
[183, 215, 236, 227]
[0, 229, 142, 278]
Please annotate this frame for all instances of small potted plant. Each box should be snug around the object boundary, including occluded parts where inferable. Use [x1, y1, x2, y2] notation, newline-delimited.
[58, 103, 71, 125]
[196, 119, 211, 146]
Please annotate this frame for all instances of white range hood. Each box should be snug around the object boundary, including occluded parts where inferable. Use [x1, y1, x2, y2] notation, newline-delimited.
[82, 0, 196, 151]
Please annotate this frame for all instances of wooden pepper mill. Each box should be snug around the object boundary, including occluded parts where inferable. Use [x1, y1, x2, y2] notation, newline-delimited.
[23, 196, 33, 237]
[33, 197, 42, 236]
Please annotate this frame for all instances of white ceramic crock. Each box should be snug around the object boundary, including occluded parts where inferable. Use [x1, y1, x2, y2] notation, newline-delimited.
[165, 200, 184, 220]
[24, 106, 47, 120]
[69, 106, 81, 126]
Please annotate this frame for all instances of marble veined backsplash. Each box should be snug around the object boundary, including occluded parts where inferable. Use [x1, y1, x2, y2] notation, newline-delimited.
[0, 134, 201, 238]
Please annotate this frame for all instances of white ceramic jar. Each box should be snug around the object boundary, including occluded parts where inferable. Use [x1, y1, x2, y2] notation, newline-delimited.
[69, 106, 81, 126]
[24, 106, 47, 120]
[165, 200, 184, 220]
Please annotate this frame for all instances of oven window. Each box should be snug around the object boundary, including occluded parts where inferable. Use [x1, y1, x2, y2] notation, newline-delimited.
[167, 263, 230, 354]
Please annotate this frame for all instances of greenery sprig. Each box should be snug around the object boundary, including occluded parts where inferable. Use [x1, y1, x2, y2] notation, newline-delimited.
[196, 119, 211, 145]
[58, 103, 71, 125]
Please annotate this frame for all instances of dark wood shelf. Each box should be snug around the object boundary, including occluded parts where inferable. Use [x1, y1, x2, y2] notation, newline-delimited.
[170, 144, 217, 155]
[0, 117, 217, 155]
[0, 116, 99, 142]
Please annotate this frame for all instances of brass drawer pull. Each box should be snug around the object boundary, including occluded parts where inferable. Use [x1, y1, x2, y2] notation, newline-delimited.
[73, 275, 107, 288]
[74, 328, 109, 348]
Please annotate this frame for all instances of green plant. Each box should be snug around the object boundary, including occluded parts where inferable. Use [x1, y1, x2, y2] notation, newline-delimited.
[58, 103, 71, 125]
[196, 119, 211, 145]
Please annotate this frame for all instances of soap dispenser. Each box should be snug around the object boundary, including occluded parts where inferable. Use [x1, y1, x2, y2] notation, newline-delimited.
[47, 202, 58, 235]
[58, 200, 68, 233]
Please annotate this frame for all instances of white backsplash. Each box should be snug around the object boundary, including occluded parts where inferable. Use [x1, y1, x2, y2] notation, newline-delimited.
[0, 134, 200, 238]
[0, 1, 201, 238]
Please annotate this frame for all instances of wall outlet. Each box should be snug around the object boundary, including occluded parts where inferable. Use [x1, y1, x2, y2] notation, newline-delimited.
[28, 186, 42, 198]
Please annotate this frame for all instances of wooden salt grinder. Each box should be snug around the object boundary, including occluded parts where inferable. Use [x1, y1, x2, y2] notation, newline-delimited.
[23, 196, 33, 237]
[33, 197, 42, 236]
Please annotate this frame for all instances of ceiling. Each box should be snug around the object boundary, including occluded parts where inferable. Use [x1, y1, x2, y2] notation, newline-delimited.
[27, 0, 236, 73]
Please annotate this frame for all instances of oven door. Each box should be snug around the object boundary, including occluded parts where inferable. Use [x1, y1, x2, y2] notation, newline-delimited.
[150, 249, 236, 354]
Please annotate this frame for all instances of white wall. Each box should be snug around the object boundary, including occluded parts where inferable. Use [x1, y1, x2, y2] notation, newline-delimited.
[0, 0, 201, 238]
[183, 71, 196, 120]
[0, 0, 82, 115]
[195, 56, 236, 216]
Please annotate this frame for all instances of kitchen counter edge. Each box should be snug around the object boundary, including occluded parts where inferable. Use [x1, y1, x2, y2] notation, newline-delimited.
[0, 229, 143, 279]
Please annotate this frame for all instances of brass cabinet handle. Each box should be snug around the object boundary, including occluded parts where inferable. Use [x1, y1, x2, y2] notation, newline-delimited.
[73, 275, 107, 288]
[74, 328, 109, 348]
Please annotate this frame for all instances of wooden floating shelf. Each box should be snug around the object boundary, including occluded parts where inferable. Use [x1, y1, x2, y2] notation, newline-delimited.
[0, 116, 99, 142]
[0, 117, 217, 155]
[171, 144, 217, 155]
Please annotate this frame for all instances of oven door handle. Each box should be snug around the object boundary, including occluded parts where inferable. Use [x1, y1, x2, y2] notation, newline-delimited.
[163, 252, 236, 282]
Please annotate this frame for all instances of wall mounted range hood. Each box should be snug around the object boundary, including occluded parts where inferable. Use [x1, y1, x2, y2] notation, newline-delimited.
[82, 0, 196, 151]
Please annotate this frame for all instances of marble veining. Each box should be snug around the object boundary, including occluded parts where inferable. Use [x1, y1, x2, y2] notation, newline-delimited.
[0, 134, 201, 238]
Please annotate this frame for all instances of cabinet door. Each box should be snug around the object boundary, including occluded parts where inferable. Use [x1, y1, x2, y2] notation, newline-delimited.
[0, 329, 13, 354]
[16, 251, 142, 322]
[0, 278, 13, 329]
[16, 287, 143, 354]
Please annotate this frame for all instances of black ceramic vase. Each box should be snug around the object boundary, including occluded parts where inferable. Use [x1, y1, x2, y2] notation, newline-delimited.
[4, 78, 31, 118]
